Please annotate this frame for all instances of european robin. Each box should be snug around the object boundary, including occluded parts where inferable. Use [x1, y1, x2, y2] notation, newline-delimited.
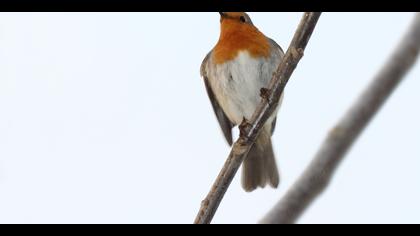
[201, 12, 284, 192]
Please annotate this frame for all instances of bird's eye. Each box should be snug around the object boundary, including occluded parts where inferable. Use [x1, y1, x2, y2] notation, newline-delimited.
[239, 16, 246, 23]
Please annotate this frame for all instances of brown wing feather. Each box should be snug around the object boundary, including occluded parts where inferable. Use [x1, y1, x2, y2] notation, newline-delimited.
[267, 37, 284, 136]
[201, 51, 234, 146]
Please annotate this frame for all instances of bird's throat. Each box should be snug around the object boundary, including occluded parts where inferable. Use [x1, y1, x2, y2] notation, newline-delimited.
[213, 20, 271, 64]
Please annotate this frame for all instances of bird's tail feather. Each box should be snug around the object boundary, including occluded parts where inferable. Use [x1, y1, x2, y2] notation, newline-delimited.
[241, 129, 279, 192]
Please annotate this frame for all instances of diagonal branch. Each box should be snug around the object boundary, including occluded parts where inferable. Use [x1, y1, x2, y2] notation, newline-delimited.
[260, 13, 420, 224]
[194, 12, 322, 224]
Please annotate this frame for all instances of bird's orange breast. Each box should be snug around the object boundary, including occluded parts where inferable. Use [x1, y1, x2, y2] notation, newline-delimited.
[213, 20, 271, 65]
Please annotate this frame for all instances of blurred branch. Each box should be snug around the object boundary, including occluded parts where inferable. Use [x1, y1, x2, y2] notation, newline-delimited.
[194, 12, 322, 224]
[260, 13, 420, 224]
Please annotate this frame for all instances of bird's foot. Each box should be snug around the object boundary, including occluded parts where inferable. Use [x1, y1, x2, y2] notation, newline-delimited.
[260, 87, 271, 100]
[239, 117, 252, 139]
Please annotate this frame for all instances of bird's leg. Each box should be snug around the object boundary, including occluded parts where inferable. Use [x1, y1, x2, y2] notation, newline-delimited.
[260, 87, 271, 100]
[239, 117, 252, 140]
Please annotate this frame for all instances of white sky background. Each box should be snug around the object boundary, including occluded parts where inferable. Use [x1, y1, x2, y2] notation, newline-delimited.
[0, 12, 419, 224]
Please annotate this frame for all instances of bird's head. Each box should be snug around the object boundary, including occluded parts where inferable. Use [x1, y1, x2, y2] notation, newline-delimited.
[214, 12, 270, 64]
[219, 12, 253, 26]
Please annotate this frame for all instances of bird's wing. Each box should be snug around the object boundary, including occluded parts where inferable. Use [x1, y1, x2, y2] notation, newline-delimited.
[267, 37, 285, 135]
[268, 37, 285, 55]
[201, 50, 234, 146]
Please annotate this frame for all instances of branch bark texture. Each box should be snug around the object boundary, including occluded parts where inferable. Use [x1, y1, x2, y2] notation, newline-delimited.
[194, 12, 322, 224]
[260, 13, 420, 224]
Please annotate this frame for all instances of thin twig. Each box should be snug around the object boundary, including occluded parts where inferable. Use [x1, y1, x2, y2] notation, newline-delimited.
[194, 12, 322, 224]
[260, 13, 420, 224]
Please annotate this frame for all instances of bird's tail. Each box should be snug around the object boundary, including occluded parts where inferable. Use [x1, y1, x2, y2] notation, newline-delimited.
[241, 128, 279, 192]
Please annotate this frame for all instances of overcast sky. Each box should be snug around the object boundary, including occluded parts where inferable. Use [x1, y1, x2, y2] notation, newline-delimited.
[0, 12, 419, 224]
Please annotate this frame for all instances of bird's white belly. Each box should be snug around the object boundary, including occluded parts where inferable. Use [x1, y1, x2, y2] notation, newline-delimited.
[209, 51, 275, 125]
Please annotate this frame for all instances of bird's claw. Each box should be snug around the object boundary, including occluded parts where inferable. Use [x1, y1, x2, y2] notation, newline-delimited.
[239, 117, 251, 139]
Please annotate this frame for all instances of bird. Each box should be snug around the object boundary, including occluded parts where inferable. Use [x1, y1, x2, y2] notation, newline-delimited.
[201, 12, 285, 192]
